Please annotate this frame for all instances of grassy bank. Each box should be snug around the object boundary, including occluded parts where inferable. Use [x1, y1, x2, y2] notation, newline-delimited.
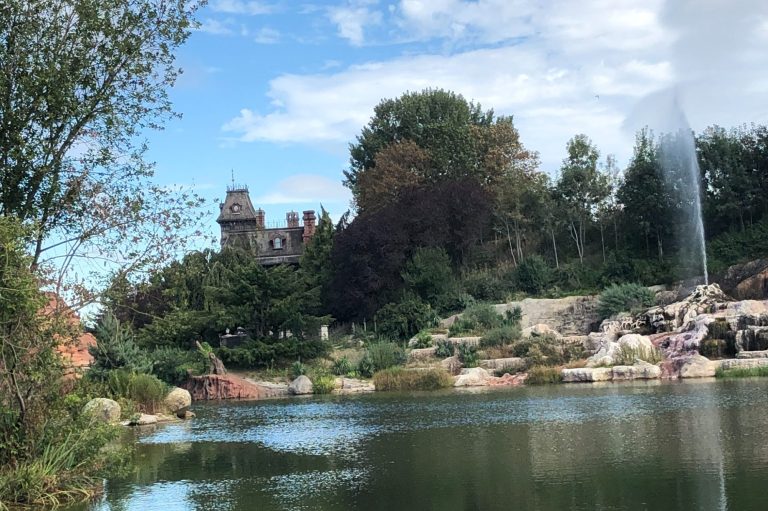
[373, 367, 453, 391]
[715, 365, 768, 378]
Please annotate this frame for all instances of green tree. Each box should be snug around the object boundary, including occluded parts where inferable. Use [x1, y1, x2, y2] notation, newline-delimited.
[555, 134, 609, 264]
[0, 0, 204, 304]
[401, 247, 455, 306]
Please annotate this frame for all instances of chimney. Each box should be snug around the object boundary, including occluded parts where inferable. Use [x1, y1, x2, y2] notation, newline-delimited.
[255, 208, 265, 228]
[286, 211, 299, 228]
[302, 210, 316, 243]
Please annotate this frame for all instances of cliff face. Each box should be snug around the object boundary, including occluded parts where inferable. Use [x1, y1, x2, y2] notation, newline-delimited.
[182, 374, 279, 400]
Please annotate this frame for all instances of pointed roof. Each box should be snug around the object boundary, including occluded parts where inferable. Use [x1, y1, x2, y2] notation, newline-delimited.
[217, 185, 260, 223]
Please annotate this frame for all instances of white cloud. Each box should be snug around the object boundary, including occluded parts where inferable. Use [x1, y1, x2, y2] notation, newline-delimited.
[252, 174, 352, 205]
[253, 27, 280, 44]
[222, 0, 768, 171]
[198, 18, 235, 35]
[328, 1, 383, 46]
[210, 0, 272, 15]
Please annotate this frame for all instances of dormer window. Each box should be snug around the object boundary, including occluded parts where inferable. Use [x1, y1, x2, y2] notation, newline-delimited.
[230, 203, 242, 214]
[273, 237, 283, 250]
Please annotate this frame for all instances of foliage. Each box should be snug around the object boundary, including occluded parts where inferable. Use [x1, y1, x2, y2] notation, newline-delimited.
[598, 283, 655, 319]
[357, 342, 406, 377]
[372, 367, 453, 391]
[217, 338, 331, 370]
[526, 365, 563, 385]
[456, 344, 479, 368]
[715, 365, 768, 378]
[480, 325, 522, 348]
[374, 296, 436, 341]
[707, 219, 768, 273]
[291, 361, 308, 379]
[514, 255, 553, 295]
[331, 356, 353, 376]
[613, 344, 663, 365]
[149, 347, 206, 385]
[412, 330, 433, 349]
[312, 375, 337, 394]
[510, 335, 584, 366]
[89, 311, 152, 379]
[105, 370, 168, 413]
[401, 247, 456, 306]
[461, 268, 507, 302]
[435, 340, 455, 358]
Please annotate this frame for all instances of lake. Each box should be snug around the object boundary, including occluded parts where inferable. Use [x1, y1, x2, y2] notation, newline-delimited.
[70, 378, 768, 511]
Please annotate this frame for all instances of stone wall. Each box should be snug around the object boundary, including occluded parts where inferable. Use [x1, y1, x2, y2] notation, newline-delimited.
[494, 296, 601, 336]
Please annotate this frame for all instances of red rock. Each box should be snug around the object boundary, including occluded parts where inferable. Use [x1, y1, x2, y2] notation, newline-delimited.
[487, 373, 528, 386]
[182, 374, 273, 400]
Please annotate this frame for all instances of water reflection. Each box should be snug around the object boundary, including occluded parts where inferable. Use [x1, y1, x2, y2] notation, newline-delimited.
[70, 379, 768, 511]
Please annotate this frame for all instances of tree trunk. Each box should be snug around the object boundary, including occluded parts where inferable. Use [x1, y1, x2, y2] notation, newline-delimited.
[600, 223, 606, 263]
[550, 228, 559, 269]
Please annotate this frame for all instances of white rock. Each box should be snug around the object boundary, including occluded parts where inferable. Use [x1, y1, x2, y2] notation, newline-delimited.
[679, 354, 716, 378]
[164, 387, 192, 413]
[454, 367, 491, 387]
[521, 323, 562, 339]
[561, 367, 613, 383]
[83, 398, 121, 423]
[611, 361, 661, 380]
[288, 375, 313, 395]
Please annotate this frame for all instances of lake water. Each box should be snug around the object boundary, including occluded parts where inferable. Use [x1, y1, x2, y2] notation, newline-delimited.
[70, 379, 768, 511]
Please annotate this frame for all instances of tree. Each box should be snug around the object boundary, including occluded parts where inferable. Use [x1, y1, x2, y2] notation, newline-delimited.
[0, 0, 204, 305]
[555, 134, 609, 264]
[345, 89, 536, 212]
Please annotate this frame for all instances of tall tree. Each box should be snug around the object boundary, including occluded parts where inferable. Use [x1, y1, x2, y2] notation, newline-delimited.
[555, 135, 609, 264]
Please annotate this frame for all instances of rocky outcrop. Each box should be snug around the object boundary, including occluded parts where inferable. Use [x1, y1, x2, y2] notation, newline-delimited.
[440, 356, 462, 375]
[719, 358, 768, 370]
[183, 374, 273, 400]
[561, 367, 613, 383]
[586, 333, 655, 367]
[521, 323, 562, 339]
[641, 284, 730, 333]
[408, 347, 437, 360]
[678, 354, 717, 378]
[611, 361, 662, 380]
[454, 367, 492, 387]
[447, 336, 481, 347]
[718, 259, 768, 300]
[336, 378, 375, 394]
[488, 373, 528, 386]
[164, 387, 192, 415]
[479, 357, 525, 372]
[288, 375, 313, 395]
[83, 398, 121, 423]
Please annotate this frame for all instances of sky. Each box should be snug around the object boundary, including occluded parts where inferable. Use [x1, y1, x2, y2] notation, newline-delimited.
[148, 0, 768, 242]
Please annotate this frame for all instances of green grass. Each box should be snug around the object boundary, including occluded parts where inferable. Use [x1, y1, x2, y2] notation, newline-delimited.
[715, 365, 768, 378]
[312, 374, 337, 394]
[372, 367, 453, 391]
[526, 365, 563, 385]
[613, 344, 663, 365]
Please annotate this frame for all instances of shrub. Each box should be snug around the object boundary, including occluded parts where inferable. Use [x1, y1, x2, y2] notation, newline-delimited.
[89, 311, 152, 380]
[509, 335, 584, 367]
[358, 342, 406, 377]
[291, 360, 308, 379]
[433, 290, 476, 316]
[312, 375, 337, 394]
[331, 356, 353, 376]
[480, 324, 522, 348]
[150, 347, 207, 385]
[461, 268, 507, 302]
[412, 330, 433, 349]
[372, 367, 453, 391]
[613, 344, 662, 365]
[598, 283, 655, 319]
[106, 370, 168, 413]
[526, 365, 563, 385]
[401, 247, 455, 305]
[449, 303, 504, 336]
[715, 365, 768, 378]
[514, 255, 552, 295]
[456, 344, 479, 368]
[435, 339, 455, 358]
[374, 296, 437, 341]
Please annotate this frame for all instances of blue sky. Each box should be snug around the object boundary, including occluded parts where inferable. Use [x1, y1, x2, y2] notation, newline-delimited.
[147, 0, 768, 244]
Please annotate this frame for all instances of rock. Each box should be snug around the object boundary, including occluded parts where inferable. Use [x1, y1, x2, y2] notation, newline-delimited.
[587, 333, 655, 367]
[336, 378, 375, 394]
[736, 349, 768, 359]
[488, 373, 528, 386]
[288, 375, 313, 395]
[611, 361, 661, 380]
[479, 357, 525, 372]
[133, 413, 158, 426]
[408, 347, 437, 360]
[83, 398, 121, 423]
[617, 333, 653, 351]
[641, 284, 730, 333]
[678, 354, 717, 378]
[521, 323, 562, 339]
[440, 356, 462, 375]
[182, 374, 273, 400]
[164, 387, 192, 414]
[448, 336, 481, 347]
[718, 259, 768, 300]
[181, 410, 196, 419]
[454, 367, 491, 387]
[719, 358, 768, 370]
[561, 367, 612, 383]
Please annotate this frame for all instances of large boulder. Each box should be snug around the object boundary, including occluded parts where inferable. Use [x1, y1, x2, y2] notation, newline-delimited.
[479, 357, 525, 372]
[586, 333, 654, 367]
[182, 374, 274, 400]
[718, 259, 768, 300]
[454, 367, 491, 387]
[440, 356, 462, 375]
[164, 387, 192, 414]
[678, 354, 717, 378]
[611, 360, 661, 380]
[288, 375, 313, 395]
[720, 358, 768, 370]
[521, 323, 562, 339]
[641, 284, 730, 333]
[561, 367, 612, 383]
[83, 398, 121, 423]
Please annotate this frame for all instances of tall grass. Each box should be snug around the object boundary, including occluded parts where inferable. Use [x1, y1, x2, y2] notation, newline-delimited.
[312, 375, 337, 394]
[373, 367, 453, 391]
[613, 344, 663, 365]
[106, 370, 168, 413]
[526, 365, 563, 385]
[715, 365, 768, 378]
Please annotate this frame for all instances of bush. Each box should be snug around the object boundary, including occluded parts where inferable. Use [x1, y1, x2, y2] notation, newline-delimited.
[598, 283, 655, 319]
[461, 268, 507, 302]
[514, 255, 552, 295]
[433, 289, 476, 316]
[456, 344, 479, 368]
[449, 303, 503, 336]
[412, 330, 433, 349]
[106, 370, 168, 413]
[509, 335, 584, 367]
[372, 367, 453, 391]
[312, 375, 337, 394]
[331, 356, 353, 376]
[291, 361, 308, 378]
[358, 342, 406, 377]
[526, 365, 563, 385]
[374, 296, 437, 341]
[715, 365, 768, 378]
[150, 347, 207, 385]
[435, 339, 455, 358]
[480, 325, 522, 348]
[401, 247, 456, 305]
